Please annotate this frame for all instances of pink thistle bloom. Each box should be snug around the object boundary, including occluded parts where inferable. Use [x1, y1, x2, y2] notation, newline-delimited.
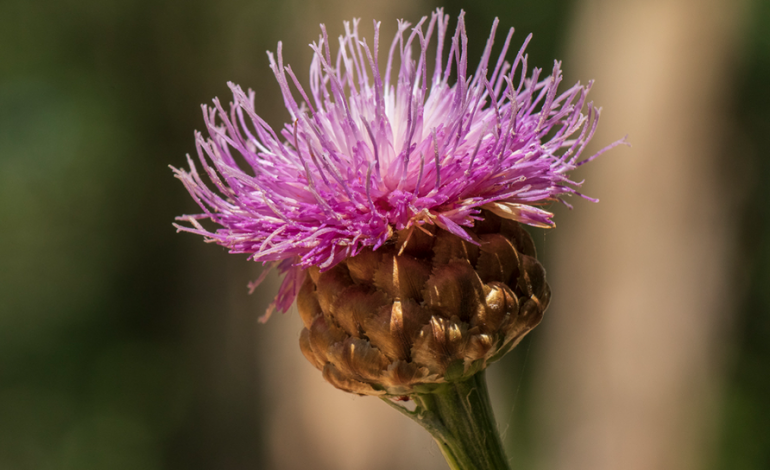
[172, 9, 624, 319]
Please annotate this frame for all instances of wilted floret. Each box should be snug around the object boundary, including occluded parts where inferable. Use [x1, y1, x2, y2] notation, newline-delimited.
[172, 9, 622, 318]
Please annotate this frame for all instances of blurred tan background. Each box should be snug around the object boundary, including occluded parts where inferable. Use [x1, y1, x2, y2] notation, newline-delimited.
[2, 0, 769, 469]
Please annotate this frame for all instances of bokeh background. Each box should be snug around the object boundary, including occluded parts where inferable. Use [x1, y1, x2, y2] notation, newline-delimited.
[1, 0, 768, 468]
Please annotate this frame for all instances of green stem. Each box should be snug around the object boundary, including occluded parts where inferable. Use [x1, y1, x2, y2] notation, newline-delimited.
[381, 371, 511, 470]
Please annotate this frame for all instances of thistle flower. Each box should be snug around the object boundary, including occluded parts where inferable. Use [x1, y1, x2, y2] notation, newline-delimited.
[174, 9, 626, 469]
[172, 9, 621, 322]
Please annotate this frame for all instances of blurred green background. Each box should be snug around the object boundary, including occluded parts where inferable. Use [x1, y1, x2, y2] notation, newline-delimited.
[1, 0, 768, 469]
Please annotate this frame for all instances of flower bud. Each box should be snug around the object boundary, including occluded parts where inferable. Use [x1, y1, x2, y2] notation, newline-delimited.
[297, 212, 550, 396]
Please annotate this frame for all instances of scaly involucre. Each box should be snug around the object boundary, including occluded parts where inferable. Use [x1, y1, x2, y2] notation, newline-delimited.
[172, 9, 622, 318]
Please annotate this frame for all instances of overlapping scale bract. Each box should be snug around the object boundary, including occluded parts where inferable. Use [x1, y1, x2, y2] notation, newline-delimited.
[298, 213, 549, 396]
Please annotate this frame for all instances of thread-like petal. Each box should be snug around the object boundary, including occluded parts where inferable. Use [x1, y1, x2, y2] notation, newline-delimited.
[173, 9, 621, 312]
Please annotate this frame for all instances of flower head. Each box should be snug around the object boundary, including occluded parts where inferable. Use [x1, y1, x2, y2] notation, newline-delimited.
[173, 9, 622, 319]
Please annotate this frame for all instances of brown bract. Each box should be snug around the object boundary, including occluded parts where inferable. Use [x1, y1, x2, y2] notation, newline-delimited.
[298, 212, 550, 396]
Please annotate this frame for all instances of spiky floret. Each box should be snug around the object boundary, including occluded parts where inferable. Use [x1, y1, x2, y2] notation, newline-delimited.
[172, 9, 622, 318]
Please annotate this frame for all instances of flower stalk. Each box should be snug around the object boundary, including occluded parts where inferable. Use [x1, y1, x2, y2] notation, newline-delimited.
[384, 371, 510, 470]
